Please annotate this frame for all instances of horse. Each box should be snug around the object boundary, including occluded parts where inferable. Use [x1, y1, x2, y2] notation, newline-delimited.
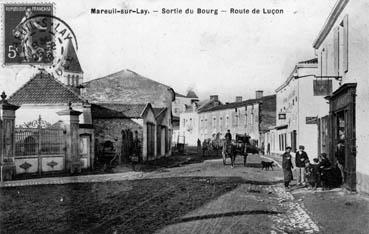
[222, 134, 260, 168]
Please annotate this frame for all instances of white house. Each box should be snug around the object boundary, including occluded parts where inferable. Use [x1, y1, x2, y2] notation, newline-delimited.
[312, 0, 369, 193]
[268, 59, 339, 160]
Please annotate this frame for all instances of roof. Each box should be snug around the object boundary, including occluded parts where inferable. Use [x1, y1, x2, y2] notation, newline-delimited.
[9, 72, 86, 105]
[60, 39, 83, 73]
[82, 69, 174, 105]
[91, 103, 167, 120]
[298, 58, 318, 64]
[200, 95, 275, 113]
[175, 92, 186, 98]
[186, 90, 199, 99]
[197, 99, 222, 112]
[275, 58, 318, 92]
[313, 0, 349, 49]
[91, 103, 147, 119]
[153, 107, 167, 118]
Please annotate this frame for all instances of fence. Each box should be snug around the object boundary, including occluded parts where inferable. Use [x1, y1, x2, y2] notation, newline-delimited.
[14, 127, 65, 174]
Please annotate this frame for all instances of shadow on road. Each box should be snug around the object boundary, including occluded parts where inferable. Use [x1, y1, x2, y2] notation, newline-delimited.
[0, 176, 246, 234]
[172, 210, 282, 224]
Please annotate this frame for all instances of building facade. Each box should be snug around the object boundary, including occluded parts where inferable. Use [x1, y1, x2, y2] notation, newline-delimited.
[179, 95, 222, 146]
[172, 91, 199, 146]
[82, 69, 174, 162]
[267, 59, 338, 159]
[180, 92, 276, 147]
[313, 0, 369, 193]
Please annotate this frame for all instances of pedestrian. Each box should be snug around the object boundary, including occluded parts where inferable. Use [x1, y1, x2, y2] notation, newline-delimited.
[197, 138, 202, 153]
[267, 143, 271, 155]
[225, 129, 232, 143]
[282, 146, 294, 190]
[295, 145, 309, 186]
[335, 140, 345, 184]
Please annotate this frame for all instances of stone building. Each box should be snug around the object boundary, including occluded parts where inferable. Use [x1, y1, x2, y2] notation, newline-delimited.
[82, 69, 174, 162]
[312, 0, 369, 193]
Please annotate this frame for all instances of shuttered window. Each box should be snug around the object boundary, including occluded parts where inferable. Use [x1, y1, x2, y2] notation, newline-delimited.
[333, 27, 340, 76]
[342, 15, 348, 73]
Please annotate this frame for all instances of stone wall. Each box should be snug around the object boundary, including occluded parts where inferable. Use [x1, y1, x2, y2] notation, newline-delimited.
[93, 118, 143, 162]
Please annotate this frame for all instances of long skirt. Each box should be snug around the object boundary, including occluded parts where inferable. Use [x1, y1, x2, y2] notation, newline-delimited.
[283, 169, 293, 182]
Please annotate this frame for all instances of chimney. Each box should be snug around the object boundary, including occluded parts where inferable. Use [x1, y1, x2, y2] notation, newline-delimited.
[235, 96, 242, 102]
[255, 90, 263, 99]
[210, 95, 219, 101]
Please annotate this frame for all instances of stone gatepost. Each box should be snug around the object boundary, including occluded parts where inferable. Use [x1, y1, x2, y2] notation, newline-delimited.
[0, 92, 19, 182]
[57, 102, 82, 174]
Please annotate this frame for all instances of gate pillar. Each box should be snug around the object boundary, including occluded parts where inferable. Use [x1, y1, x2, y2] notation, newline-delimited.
[0, 92, 19, 182]
[57, 102, 82, 174]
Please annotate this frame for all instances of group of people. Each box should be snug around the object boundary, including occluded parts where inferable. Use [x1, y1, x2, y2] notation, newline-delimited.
[282, 142, 345, 190]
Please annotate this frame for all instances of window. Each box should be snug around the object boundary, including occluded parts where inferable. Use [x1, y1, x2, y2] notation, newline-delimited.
[342, 15, 348, 73]
[333, 27, 339, 76]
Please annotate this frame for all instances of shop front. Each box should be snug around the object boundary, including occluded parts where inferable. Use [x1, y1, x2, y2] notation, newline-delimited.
[328, 83, 357, 191]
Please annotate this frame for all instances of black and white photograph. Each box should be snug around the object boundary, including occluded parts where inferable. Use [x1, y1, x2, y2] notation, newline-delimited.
[0, 0, 369, 233]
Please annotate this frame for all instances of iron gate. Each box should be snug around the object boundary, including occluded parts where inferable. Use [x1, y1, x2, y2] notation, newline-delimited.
[14, 128, 65, 174]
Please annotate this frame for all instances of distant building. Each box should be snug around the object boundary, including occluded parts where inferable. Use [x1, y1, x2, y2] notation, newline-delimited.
[172, 90, 199, 146]
[312, 0, 369, 193]
[179, 95, 222, 146]
[180, 92, 276, 147]
[172, 90, 199, 117]
[56, 39, 84, 93]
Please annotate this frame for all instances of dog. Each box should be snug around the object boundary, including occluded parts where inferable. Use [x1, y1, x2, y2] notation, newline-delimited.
[261, 161, 274, 170]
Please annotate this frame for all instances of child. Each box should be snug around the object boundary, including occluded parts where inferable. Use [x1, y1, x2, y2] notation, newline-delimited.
[305, 158, 320, 190]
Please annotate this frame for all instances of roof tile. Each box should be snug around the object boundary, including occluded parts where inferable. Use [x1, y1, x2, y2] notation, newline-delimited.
[9, 72, 86, 105]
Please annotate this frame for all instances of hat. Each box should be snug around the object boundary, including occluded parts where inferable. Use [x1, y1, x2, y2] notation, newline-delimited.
[299, 145, 305, 150]
[286, 146, 292, 150]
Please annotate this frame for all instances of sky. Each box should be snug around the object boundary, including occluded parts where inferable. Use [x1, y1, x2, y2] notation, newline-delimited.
[0, 0, 337, 102]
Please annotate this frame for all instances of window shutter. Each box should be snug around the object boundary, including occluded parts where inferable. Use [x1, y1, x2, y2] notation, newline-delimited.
[333, 27, 339, 76]
[343, 15, 348, 73]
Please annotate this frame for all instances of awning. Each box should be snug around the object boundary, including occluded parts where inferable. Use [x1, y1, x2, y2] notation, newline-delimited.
[275, 124, 288, 130]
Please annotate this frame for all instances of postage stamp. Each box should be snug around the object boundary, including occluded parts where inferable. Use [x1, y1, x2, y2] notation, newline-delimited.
[3, 3, 54, 65]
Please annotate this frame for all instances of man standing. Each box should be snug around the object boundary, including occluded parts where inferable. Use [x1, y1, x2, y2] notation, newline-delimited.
[335, 140, 345, 184]
[282, 146, 294, 190]
[225, 129, 232, 143]
[295, 145, 309, 186]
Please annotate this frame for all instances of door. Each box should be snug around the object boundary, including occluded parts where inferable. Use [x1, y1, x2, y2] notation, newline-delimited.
[345, 95, 356, 191]
[79, 134, 91, 168]
[157, 125, 161, 157]
[147, 123, 155, 159]
[291, 130, 297, 153]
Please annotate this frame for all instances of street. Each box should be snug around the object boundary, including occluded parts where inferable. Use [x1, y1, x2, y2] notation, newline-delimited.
[1, 153, 327, 234]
